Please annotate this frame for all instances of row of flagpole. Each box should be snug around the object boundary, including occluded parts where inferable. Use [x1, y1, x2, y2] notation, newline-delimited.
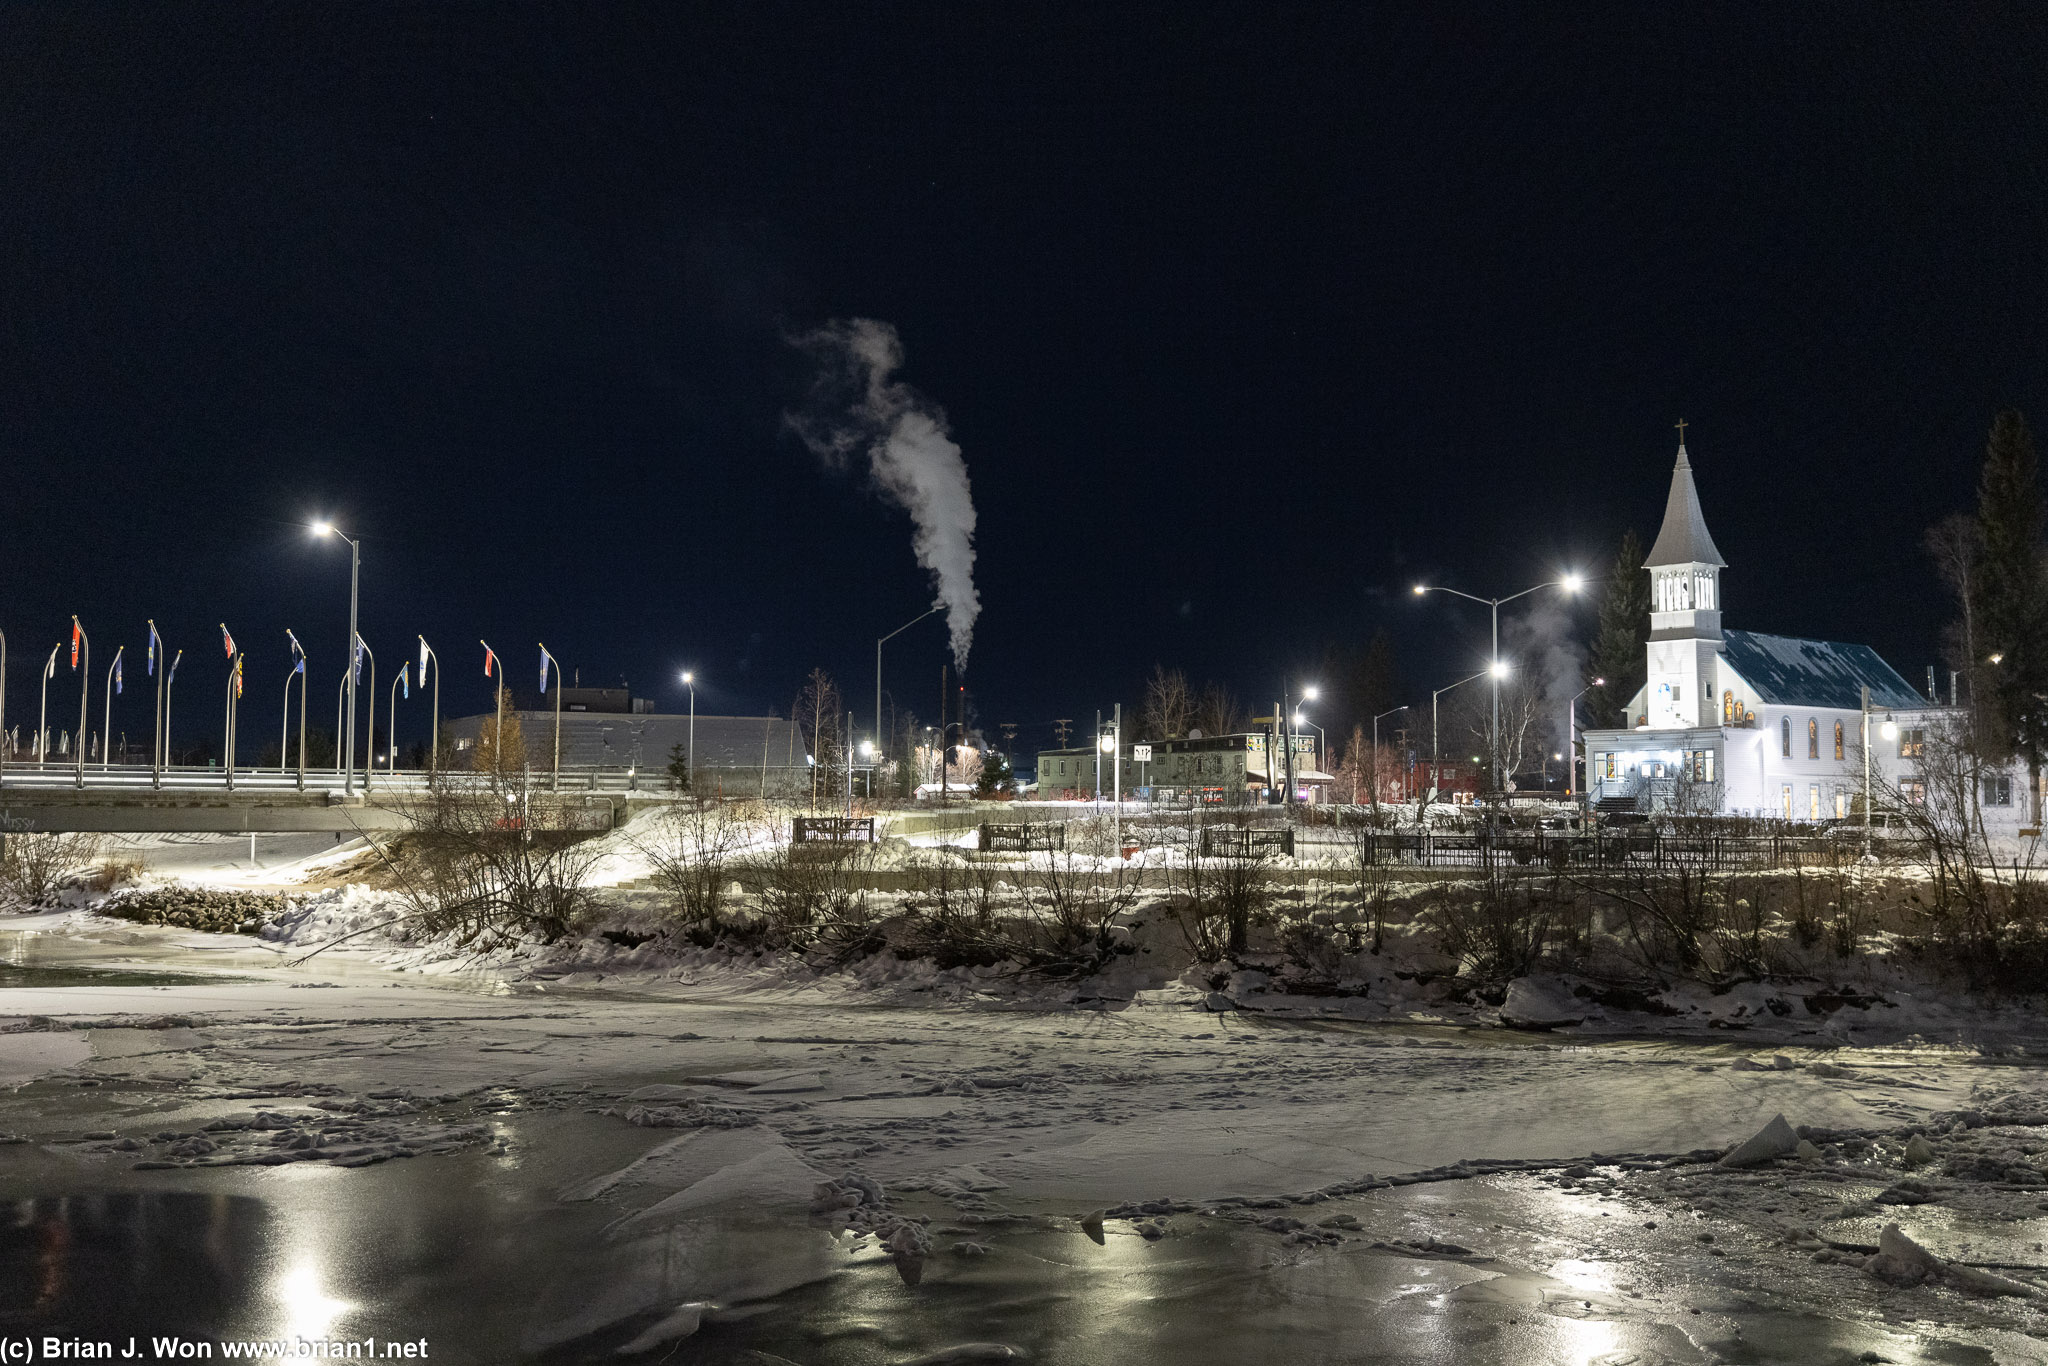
[0, 619, 591, 791]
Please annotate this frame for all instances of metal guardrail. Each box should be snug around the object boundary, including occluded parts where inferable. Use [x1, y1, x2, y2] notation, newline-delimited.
[1337, 830, 1901, 871]
[0, 762, 692, 796]
[1199, 826, 1296, 858]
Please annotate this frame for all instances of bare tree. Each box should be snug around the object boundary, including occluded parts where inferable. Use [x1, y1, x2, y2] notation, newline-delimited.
[1192, 681, 1244, 738]
[1138, 665, 1194, 741]
[794, 668, 844, 812]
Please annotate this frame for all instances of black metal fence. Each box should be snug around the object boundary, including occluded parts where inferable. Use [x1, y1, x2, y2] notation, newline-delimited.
[792, 816, 875, 844]
[979, 822, 1067, 852]
[1200, 826, 1297, 858]
[1323, 828, 1902, 871]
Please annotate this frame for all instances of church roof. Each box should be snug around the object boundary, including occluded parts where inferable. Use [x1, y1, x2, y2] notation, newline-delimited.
[1721, 630, 1925, 710]
[1644, 444, 1727, 568]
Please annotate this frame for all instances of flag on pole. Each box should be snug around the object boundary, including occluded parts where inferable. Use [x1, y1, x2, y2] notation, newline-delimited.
[234, 654, 243, 700]
[70, 619, 80, 669]
[168, 650, 181, 685]
[114, 650, 123, 696]
[148, 621, 160, 676]
[483, 644, 496, 678]
[45, 651, 55, 679]
[352, 636, 364, 683]
[219, 624, 235, 657]
[400, 662, 410, 701]
[419, 637, 428, 677]
[539, 650, 550, 695]
[288, 629, 306, 675]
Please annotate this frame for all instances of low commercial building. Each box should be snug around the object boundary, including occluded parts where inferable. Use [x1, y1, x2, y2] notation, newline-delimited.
[1035, 731, 1334, 802]
[445, 705, 811, 796]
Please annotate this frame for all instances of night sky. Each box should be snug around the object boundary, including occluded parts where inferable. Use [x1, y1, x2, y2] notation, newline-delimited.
[3, 4, 2045, 756]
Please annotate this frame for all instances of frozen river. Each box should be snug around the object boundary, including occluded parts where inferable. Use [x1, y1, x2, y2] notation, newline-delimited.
[2, 917, 2045, 1364]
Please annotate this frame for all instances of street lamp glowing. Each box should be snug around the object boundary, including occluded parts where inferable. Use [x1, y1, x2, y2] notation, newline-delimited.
[1489, 659, 1510, 678]
[1881, 719, 1899, 741]
[1592, 676, 1606, 686]
[1561, 573, 1583, 593]
[860, 740, 876, 758]
[1303, 686, 1319, 702]
[1989, 653, 2004, 665]
[681, 671, 693, 684]
[1292, 713, 1305, 727]
[1099, 734, 1116, 754]
[1412, 584, 1427, 596]
[310, 521, 333, 537]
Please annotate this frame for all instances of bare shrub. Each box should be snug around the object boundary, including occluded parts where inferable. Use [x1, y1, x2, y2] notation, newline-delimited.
[373, 769, 604, 945]
[0, 832, 105, 906]
[1163, 809, 1272, 960]
[1426, 866, 1561, 981]
[746, 822, 879, 957]
[635, 799, 763, 927]
[1013, 847, 1144, 969]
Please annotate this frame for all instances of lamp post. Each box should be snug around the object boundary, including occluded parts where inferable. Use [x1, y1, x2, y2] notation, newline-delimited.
[681, 671, 696, 793]
[539, 643, 563, 790]
[69, 617, 89, 789]
[418, 637, 440, 772]
[311, 523, 362, 795]
[1372, 705, 1410, 804]
[1293, 710, 1327, 802]
[284, 630, 308, 789]
[877, 607, 940, 775]
[1431, 668, 1492, 803]
[0, 627, 8, 783]
[860, 739, 876, 798]
[1565, 677, 1605, 802]
[36, 643, 57, 768]
[335, 674, 347, 773]
[1413, 574, 1582, 800]
[147, 622, 165, 787]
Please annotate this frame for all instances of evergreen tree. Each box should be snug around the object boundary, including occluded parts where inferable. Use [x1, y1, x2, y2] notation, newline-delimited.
[1584, 529, 1649, 728]
[1971, 410, 2048, 812]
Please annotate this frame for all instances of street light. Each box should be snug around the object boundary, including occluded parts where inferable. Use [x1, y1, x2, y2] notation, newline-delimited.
[1372, 705, 1410, 804]
[1414, 574, 1581, 800]
[877, 608, 939, 788]
[681, 671, 696, 793]
[101, 644, 123, 769]
[311, 522, 363, 796]
[36, 642, 57, 768]
[1430, 669, 1492, 804]
[1565, 676, 1605, 802]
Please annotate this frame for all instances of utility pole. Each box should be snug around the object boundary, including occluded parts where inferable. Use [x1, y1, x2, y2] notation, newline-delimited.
[1052, 718, 1072, 748]
[939, 663, 949, 802]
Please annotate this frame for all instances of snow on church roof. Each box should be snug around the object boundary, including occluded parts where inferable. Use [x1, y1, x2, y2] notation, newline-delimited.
[1644, 444, 1727, 568]
[1721, 631, 1925, 710]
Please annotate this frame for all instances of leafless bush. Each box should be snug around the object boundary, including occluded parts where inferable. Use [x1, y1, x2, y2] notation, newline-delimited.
[0, 832, 105, 906]
[634, 799, 763, 926]
[373, 769, 603, 944]
[745, 822, 880, 957]
[1426, 866, 1561, 980]
[1162, 809, 1272, 960]
[1013, 847, 1144, 969]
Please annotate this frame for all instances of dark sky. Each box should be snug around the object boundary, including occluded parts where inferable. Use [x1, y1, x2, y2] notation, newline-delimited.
[3, 4, 2045, 757]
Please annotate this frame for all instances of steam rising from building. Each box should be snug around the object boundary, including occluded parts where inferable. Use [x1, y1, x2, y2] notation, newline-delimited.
[788, 318, 981, 669]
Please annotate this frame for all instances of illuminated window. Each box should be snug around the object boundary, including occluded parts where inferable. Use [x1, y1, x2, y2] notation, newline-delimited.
[1899, 727, 1925, 759]
[1900, 777, 1926, 805]
[1809, 784, 1820, 820]
[1835, 790, 1848, 819]
[1781, 784, 1793, 818]
[1834, 720, 1844, 761]
[1808, 718, 1819, 760]
[1722, 690, 1735, 724]
[1984, 773, 2013, 806]
[1780, 717, 1791, 758]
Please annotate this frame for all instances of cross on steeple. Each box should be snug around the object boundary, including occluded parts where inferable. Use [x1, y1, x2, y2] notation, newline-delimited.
[1674, 418, 1688, 443]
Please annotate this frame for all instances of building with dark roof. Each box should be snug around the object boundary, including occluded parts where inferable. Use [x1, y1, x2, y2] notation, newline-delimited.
[1583, 437, 2026, 822]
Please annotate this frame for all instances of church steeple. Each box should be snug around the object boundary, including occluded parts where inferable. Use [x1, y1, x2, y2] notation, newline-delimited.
[1641, 424, 1725, 729]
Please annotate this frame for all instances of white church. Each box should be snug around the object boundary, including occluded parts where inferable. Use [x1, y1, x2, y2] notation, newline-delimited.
[1581, 437, 2028, 826]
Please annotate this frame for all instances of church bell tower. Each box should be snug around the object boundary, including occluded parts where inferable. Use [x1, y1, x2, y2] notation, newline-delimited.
[1641, 424, 1725, 729]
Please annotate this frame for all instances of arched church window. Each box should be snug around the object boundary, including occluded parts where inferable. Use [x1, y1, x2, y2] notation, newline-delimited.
[1780, 717, 1791, 758]
[1808, 718, 1819, 760]
[1834, 720, 1844, 761]
[1722, 690, 1735, 724]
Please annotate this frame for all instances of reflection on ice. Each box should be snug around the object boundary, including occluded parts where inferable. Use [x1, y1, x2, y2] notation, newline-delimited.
[274, 1262, 352, 1342]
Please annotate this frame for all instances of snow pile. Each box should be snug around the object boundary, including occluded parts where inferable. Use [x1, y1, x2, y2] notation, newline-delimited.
[260, 884, 412, 950]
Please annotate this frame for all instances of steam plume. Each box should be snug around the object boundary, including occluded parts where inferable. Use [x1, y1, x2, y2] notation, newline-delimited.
[788, 319, 980, 668]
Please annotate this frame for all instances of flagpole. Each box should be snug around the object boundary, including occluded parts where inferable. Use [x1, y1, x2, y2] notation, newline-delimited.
[163, 651, 181, 778]
[480, 640, 503, 779]
[297, 652, 308, 791]
[539, 643, 562, 791]
[149, 622, 164, 787]
[224, 653, 241, 791]
[71, 617, 89, 790]
[389, 664, 407, 777]
[37, 643, 56, 768]
[419, 638, 440, 774]
[0, 628, 8, 787]
[356, 636, 376, 793]
[336, 674, 345, 773]
[102, 645, 122, 770]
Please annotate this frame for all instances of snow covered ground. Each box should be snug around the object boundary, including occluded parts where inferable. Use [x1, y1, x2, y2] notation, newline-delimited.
[5, 816, 2048, 1362]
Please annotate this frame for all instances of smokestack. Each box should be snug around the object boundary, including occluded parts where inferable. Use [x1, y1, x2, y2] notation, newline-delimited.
[1927, 666, 1937, 701]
